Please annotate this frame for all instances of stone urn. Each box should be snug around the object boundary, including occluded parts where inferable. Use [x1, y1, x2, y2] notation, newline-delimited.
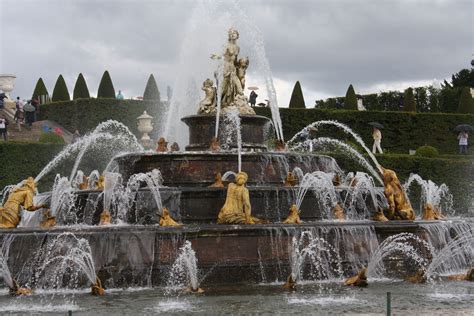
[0, 74, 16, 109]
[137, 111, 154, 147]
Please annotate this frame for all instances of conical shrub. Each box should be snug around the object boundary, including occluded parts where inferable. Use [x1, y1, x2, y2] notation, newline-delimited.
[289, 81, 306, 108]
[344, 84, 357, 110]
[457, 86, 474, 113]
[32, 77, 49, 101]
[403, 87, 416, 112]
[97, 70, 116, 98]
[143, 74, 161, 101]
[51, 75, 70, 102]
[73, 73, 90, 99]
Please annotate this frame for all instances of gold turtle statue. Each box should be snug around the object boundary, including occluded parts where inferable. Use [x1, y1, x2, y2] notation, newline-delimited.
[344, 268, 368, 287]
[0, 177, 46, 228]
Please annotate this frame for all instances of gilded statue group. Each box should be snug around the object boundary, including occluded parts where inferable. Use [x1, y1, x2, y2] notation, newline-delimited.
[198, 28, 255, 115]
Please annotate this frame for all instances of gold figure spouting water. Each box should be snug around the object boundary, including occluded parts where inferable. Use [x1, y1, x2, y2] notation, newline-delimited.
[0, 177, 46, 228]
[217, 172, 266, 224]
[344, 268, 368, 287]
[283, 204, 302, 224]
[159, 207, 181, 227]
[95, 175, 105, 191]
[332, 203, 345, 220]
[422, 203, 444, 220]
[209, 172, 225, 188]
[381, 168, 415, 220]
[91, 277, 105, 296]
[9, 279, 33, 296]
[99, 209, 111, 226]
[284, 172, 298, 187]
[40, 209, 57, 228]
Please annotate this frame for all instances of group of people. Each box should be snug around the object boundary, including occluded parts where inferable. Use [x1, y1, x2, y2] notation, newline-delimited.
[372, 127, 470, 155]
[13, 97, 40, 131]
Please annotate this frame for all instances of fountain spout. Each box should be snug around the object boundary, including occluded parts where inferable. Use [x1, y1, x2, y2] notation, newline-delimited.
[91, 277, 105, 296]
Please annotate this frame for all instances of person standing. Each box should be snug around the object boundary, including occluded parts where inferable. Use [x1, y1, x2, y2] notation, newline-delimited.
[0, 115, 8, 141]
[116, 90, 124, 100]
[249, 90, 258, 107]
[457, 131, 469, 154]
[372, 127, 383, 154]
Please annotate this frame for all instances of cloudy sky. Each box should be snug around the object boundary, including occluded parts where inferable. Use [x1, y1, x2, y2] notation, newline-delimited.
[0, 0, 472, 107]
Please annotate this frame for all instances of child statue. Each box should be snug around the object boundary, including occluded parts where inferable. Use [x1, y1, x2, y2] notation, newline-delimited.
[197, 78, 217, 114]
[236, 57, 249, 90]
[217, 172, 266, 224]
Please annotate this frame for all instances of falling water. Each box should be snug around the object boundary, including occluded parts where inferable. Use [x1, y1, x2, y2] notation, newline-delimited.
[287, 120, 382, 174]
[221, 171, 237, 182]
[0, 236, 14, 288]
[163, 0, 283, 145]
[102, 172, 123, 219]
[367, 233, 434, 279]
[403, 174, 454, 217]
[222, 109, 242, 172]
[87, 170, 100, 190]
[49, 175, 74, 221]
[295, 172, 338, 219]
[166, 241, 200, 292]
[291, 137, 383, 185]
[35, 233, 97, 289]
[288, 231, 344, 282]
[342, 172, 385, 220]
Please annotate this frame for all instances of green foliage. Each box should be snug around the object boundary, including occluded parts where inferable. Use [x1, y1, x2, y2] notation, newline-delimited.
[73, 73, 90, 99]
[289, 81, 306, 108]
[143, 74, 161, 101]
[415, 145, 439, 157]
[450, 69, 474, 88]
[51, 75, 70, 102]
[457, 87, 474, 113]
[254, 107, 474, 154]
[344, 84, 358, 110]
[31, 78, 49, 100]
[97, 70, 116, 98]
[38, 98, 163, 136]
[403, 87, 416, 112]
[39, 132, 65, 144]
[0, 142, 65, 192]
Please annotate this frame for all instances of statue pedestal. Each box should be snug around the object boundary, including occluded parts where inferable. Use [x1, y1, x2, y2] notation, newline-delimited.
[181, 114, 270, 152]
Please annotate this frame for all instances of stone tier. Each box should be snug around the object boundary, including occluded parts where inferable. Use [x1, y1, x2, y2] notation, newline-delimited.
[181, 114, 271, 151]
[113, 152, 341, 186]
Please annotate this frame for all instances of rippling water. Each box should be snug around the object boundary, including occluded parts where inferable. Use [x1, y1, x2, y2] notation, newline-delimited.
[0, 281, 473, 315]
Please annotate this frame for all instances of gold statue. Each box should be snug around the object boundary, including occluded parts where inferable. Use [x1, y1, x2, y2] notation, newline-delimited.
[344, 268, 368, 287]
[275, 140, 286, 152]
[283, 204, 302, 224]
[91, 277, 105, 296]
[99, 209, 111, 226]
[406, 269, 427, 284]
[78, 176, 89, 190]
[422, 203, 444, 220]
[197, 78, 217, 114]
[283, 275, 296, 290]
[332, 203, 345, 220]
[209, 172, 225, 188]
[159, 207, 181, 227]
[382, 168, 415, 220]
[0, 177, 46, 228]
[210, 137, 220, 152]
[217, 172, 266, 225]
[95, 175, 105, 191]
[284, 172, 298, 187]
[332, 174, 341, 186]
[9, 279, 33, 296]
[156, 137, 168, 152]
[185, 286, 205, 294]
[372, 207, 389, 222]
[447, 267, 474, 281]
[40, 210, 57, 228]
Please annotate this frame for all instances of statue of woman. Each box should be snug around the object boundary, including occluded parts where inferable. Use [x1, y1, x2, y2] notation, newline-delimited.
[220, 28, 244, 109]
[217, 172, 265, 224]
[0, 177, 46, 228]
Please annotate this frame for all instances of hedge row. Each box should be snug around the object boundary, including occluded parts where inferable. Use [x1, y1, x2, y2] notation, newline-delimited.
[331, 152, 474, 214]
[0, 142, 65, 192]
[38, 98, 164, 136]
[256, 108, 474, 154]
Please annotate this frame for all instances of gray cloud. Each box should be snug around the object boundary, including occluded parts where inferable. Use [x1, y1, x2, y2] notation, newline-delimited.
[1, 0, 471, 105]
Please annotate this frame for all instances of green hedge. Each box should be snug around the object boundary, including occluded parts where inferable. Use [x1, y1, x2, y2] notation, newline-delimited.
[330, 152, 474, 214]
[38, 98, 164, 136]
[0, 142, 65, 192]
[256, 108, 474, 154]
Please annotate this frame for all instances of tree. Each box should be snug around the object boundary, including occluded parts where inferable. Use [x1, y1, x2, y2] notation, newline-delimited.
[451, 69, 474, 88]
[414, 87, 428, 112]
[73, 73, 90, 99]
[457, 86, 474, 113]
[403, 87, 416, 112]
[288, 81, 305, 108]
[143, 74, 161, 101]
[97, 70, 116, 98]
[51, 75, 70, 102]
[31, 77, 49, 101]
[344, 84, 357, 110]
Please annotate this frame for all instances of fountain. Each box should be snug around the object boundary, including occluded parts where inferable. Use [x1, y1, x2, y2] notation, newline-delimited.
[0, 25, 473, 313]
